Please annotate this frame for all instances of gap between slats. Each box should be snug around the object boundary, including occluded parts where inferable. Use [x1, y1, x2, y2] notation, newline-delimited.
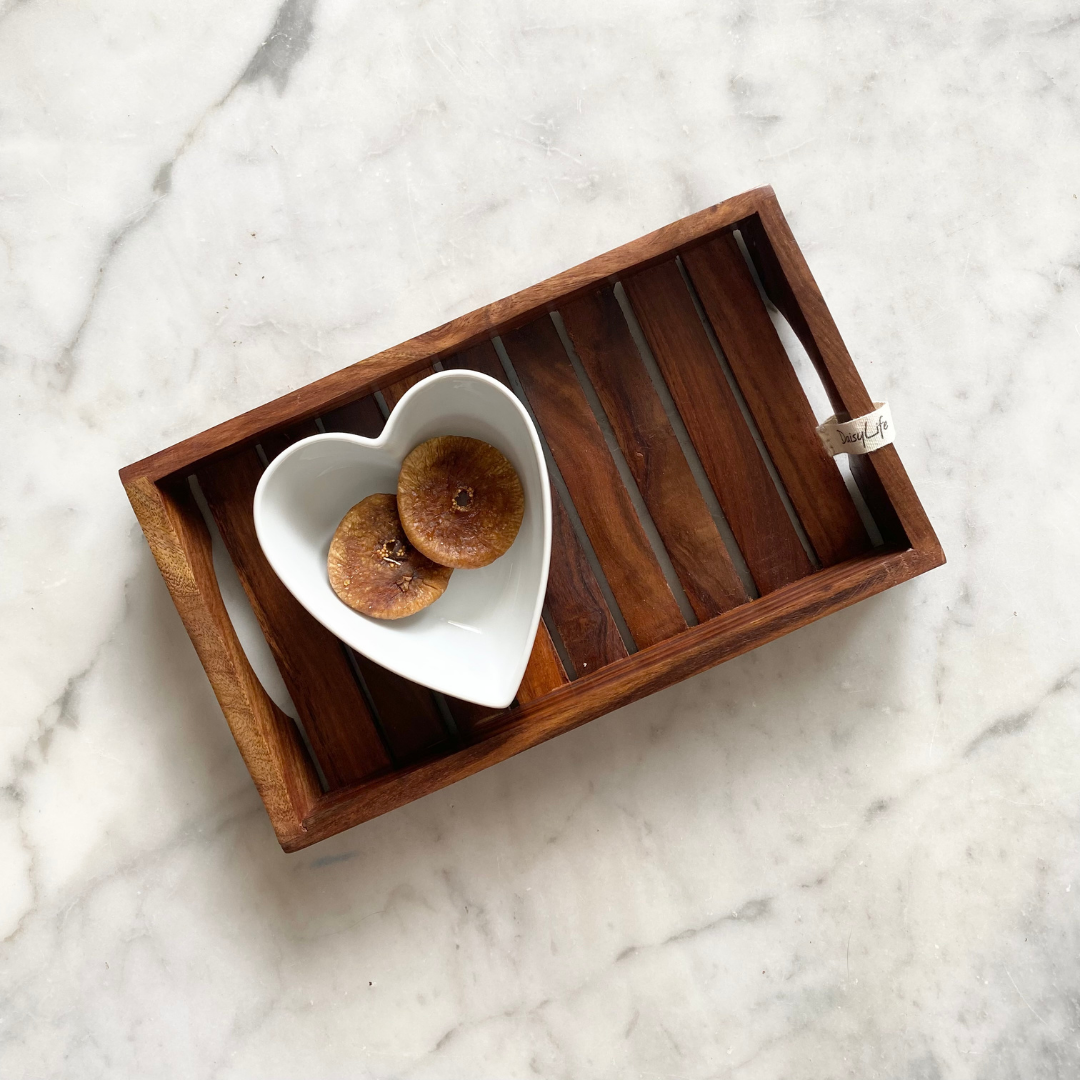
[499, 318, 687, 650]
[555, 292, 750, 623]
[681, 232, 870, 566]
[550, 310, 701, 629]
[444, 341, 629, 681]
[623, 260, 815, 595]
[674, 255, 822, 573]
[611, 282, 760, 601]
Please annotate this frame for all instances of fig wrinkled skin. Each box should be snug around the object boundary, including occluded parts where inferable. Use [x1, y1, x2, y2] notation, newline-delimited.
[328, 493, 452, 619]
[397, 436, 524, 569]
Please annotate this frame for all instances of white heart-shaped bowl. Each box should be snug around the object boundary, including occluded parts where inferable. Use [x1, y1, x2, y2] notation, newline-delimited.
[253, 370, 552, 709]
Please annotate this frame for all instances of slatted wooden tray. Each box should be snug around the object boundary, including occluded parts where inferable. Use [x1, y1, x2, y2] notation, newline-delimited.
[121, 186, 943, 851]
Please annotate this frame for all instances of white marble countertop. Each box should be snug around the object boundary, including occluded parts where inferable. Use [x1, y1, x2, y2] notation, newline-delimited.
[3, 1, 1079, 1076]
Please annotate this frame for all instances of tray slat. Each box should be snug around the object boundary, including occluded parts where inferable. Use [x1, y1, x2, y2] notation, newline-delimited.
[545, 494, 630, 673]
[503, 317, 687, 649]
[624, 261, 814, 595]
[682, 234, 869, 566]
[443, 342, 628, 678]
[561, 286, 750, 622]
[196, 448, 391, 788]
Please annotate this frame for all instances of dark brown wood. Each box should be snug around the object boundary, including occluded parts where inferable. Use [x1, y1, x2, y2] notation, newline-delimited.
[624, 261, 814, 595]
[320, 394, 385, 440]
[197, 449, 392, 789]
[120, 189, 767, 485]
[503, 316, 687, 648]
[260, 420, 321, 463]
[350, 652, 450, 762]
[120, 187, 944, 852]
[561, 287, 749, 620]
[443, 696, 507, 739]
[544, 495, 629, 675]
[443, 341, 628, 677]
[682, 234, 869, 566]
[297, 543, 936, 848]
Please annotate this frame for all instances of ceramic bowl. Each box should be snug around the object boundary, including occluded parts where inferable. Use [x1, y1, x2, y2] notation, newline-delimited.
[253, 370, 552, 709]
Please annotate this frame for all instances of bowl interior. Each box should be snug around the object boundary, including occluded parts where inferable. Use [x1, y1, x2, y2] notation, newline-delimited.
[254, 371, 551, 709]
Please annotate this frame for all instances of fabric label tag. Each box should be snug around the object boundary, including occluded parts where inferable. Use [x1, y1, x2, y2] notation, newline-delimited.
[816, 402, 894, 456]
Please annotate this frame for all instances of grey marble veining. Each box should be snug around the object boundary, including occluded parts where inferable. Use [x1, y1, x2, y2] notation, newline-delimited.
[2, 0, 1079, 1076]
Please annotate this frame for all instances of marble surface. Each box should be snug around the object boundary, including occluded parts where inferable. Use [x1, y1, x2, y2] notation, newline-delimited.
[3, 0, 1079, 1075]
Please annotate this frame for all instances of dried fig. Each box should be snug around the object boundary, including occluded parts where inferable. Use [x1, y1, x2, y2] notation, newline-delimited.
[397, 436, 524, 569]
[328, 493, 452, 619]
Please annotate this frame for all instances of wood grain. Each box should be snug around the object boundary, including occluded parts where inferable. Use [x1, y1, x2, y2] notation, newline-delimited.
[124, 476, 317, 847]
[197, 449, 392, 789]
[753, 192, 945, 557]
[543, 494, 629, 675]
[443, 341, 626, 678]
[503, 317, 687, 648]
[623, 261, 814, 595]
[735, 214, 844, 411]
[561, 286, 749, 620]
[682, 233, 869, 566]
[120, 188, 768, 485]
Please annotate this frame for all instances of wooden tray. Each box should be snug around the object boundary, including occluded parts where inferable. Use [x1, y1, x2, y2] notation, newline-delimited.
[121, 186, 943, 851]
